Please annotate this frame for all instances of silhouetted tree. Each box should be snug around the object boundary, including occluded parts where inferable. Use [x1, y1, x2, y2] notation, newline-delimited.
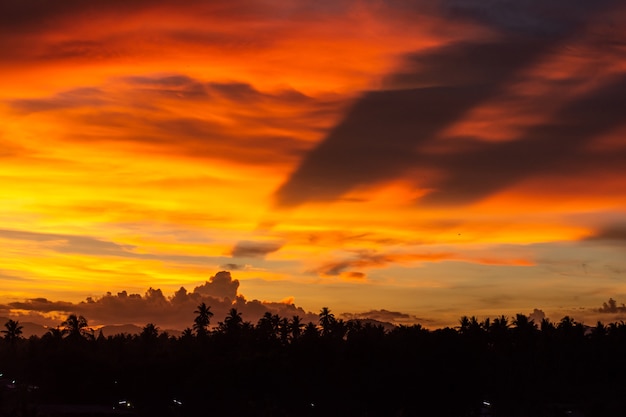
[193, 302, 213, 338]
[256, 311, 279, 342]
[61, 314, 91, 339]
[302, 322, 319, 340]
[140, 323, 159, 342]
[180, 327, 194, 342]
[290, 315, 304, 341]
[217, 308, 244, 337]
[319, 307, 335, 336]
[278, 317, 290, 345]
[1, 319, 23, 342]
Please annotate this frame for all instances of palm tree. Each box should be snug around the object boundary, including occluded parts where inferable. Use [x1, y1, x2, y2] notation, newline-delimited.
[1, 319, 23, 342]
[180, 327, 194, 341]
[140, 323, 159, 342]
[319, 307, 335, 336]
[256, 312, 279, 341]
[61, 314, 90, 339]
[290, 315, 304, 340]
[44, 326, 64, 341]
[218, 308, 243, 335]
[278, 317, 290, 344]
[193, 302, 214, 337]
[302, 322, 319, 339]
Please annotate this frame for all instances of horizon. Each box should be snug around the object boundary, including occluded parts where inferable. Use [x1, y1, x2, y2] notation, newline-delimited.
[2, 0, 626, 332]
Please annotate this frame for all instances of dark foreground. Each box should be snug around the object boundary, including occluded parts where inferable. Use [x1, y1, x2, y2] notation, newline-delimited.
[2, 311, 626, 417]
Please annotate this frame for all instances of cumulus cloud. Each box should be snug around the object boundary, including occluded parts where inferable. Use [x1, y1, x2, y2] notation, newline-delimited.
[597, 298, 626, 314]
[0, 271, 318, 330]
[528, 308, 546, 323]
[193, 270, 239, 300]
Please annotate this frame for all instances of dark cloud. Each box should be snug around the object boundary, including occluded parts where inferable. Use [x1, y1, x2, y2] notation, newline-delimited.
[220, 263, 246, 271]
[6, 297, 75, 313]
[528, 308, 546, 323]
[122, 75, 209, 99]
[419, 75, 626, 206]
[443, 0, 615, 36]
[231, 240, 283, 258]
[585, 226, 626, 243]
[273, 38, 554, 208]
[193, 271, 239, 300]
[9, 88, 105, 113]
[597, 298, 626, 314]
[312, 250, 454, 276]
[0, 0, 267, 35]
[274, 2, 626, 209]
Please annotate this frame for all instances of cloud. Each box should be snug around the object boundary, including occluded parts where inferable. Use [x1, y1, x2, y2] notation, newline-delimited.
[273, 38, 555, 208]
[9, 87, 105, 113]
[231, 240, 283, 258]
[341, 309, 432, 326]
[585, 226, 626, 244]
[0, 270, 33, 282]
[193, 271, 239, 300]
[311, 249, 530, 277]
[273, 1, 626, 209]
[418, 74, 626, 207]
[7, 75, 333, 166]
[0, 271, 318, 329]
[443, 0, 614, 36]
[528, 308, 546, 323]
[220, 263, 247, 271]
[312, 251, 454, 276]
[0, 228, 226, 265]
[597, 298, 626, 314]
[0, 228, 136, 256]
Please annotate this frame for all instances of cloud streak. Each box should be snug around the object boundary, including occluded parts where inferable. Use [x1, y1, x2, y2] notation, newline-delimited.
[274, 1, 626, 208]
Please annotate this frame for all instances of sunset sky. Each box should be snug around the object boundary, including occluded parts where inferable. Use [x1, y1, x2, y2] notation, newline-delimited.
[1, 0, 626, 331]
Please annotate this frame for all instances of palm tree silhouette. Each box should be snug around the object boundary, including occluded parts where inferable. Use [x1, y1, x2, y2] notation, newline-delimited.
[193, 302, 214, 337]
[218, 308, 244, 336]
[1, 319, 23, 342]
[319, 307, 335, 336]
[290, 315, 304, 340]
[61, 314, 91, 339]
[141, 323, 159, 342]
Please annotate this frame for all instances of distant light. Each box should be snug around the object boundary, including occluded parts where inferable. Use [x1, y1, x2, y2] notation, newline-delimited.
[173, 399, 183, 406]
[310, 403, 315, 407]
[482, 401, 491, 407]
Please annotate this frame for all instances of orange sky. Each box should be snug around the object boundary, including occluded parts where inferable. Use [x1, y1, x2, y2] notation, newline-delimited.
[1, 0, 626, 331]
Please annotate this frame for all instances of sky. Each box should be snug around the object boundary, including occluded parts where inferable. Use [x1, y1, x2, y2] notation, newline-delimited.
[1, 0, 626, 331]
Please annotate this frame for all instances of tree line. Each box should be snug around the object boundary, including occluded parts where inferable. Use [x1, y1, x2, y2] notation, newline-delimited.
[2, 307, 626, 417]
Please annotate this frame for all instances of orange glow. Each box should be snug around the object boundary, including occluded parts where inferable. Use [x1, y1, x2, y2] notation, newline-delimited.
[1, 0, 626, 329]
